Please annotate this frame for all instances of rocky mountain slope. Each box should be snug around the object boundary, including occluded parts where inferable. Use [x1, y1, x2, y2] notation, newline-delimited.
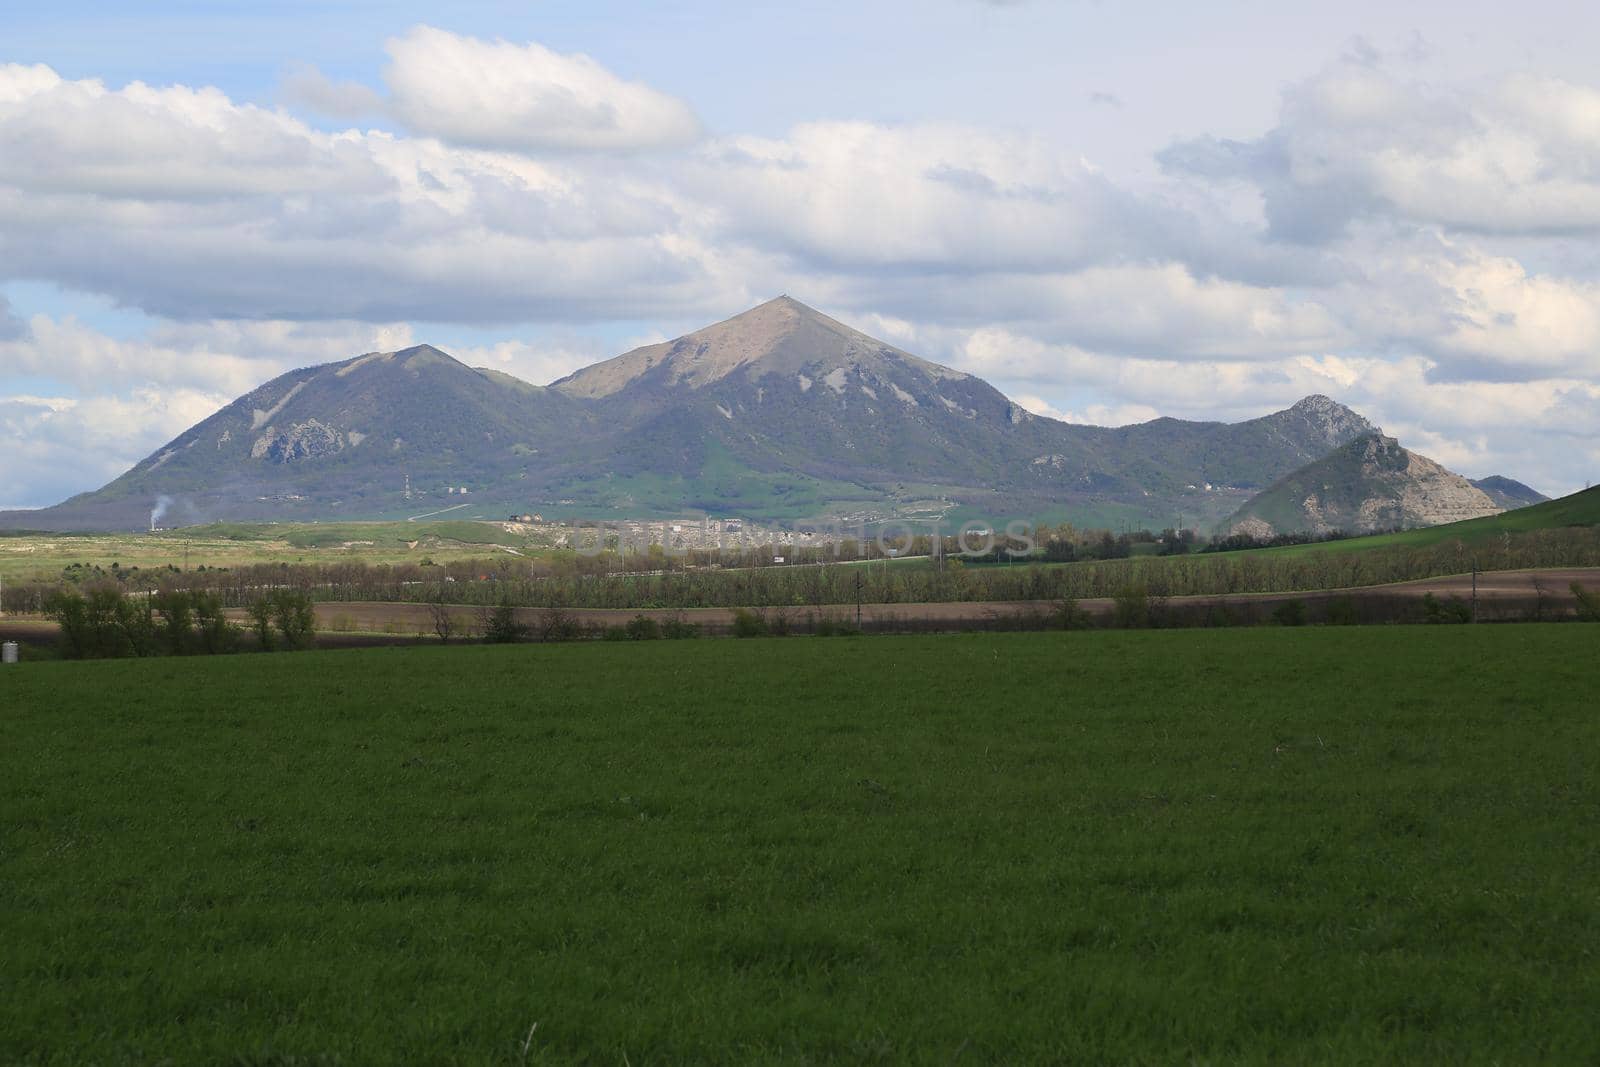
[1470, 476, 1548, 511]
[1225, 434, 1504, 537]
[10, 298, 1397, 532]
[30, 345, 594, 530]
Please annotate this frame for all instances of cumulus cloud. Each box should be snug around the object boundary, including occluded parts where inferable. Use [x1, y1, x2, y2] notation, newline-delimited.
[383, 26, 702, 152]
[694, 121, 1196, 274]
[1162, 61, 1600, 241]
[3, 42, 1600, 503]
[279, 62, 385, 119]
[0, 62, 734, 323]
[0, 388, 232, 509]
[0, 314, 420, 395]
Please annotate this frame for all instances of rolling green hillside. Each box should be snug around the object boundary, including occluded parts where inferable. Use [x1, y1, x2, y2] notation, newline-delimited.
[1255, 484, 1600, 558]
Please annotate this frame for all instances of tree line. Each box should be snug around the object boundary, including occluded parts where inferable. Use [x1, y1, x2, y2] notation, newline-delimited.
[43, 586, 316, 659]
[4, 524, 1597, 619]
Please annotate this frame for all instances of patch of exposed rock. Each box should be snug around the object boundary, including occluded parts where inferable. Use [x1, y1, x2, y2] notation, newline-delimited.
[251, 419, 345, 463]
[1227, 434, 1502, 536]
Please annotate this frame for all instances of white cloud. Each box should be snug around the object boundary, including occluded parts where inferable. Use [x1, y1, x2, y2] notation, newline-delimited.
[279, 63, 385, 119]
[3, 44, 1600, 506]
[383, 26, 702, 152]
[0, 314, 419, 395]
[1163, 61, 1600, 240]
[0, 388, 231, 509]
[694, 121, 1170, 273]
[452, 335, 635, 388]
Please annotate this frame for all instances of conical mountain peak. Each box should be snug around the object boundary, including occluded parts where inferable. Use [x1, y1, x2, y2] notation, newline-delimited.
[553, 296, 967, 400]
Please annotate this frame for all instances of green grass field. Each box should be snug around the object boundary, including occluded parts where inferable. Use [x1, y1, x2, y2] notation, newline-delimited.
[1242, 484, 1600, 559]
[0, 520, 543, 581]
[3, 628, 1597, 1063]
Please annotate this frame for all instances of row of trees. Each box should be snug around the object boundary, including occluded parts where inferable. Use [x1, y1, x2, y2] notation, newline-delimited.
[45, 586, 316, 659]
[9, 524, 1598, 620]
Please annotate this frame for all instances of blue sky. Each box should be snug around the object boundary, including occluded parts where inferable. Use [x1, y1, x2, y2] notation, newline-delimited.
[2, 0, 1599, 506]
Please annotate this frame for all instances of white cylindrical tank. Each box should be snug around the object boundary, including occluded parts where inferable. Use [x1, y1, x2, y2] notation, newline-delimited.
[1, 642, 17, 664]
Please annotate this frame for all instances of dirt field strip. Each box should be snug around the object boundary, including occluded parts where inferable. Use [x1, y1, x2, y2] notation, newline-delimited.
[5, 568, 1594, 647]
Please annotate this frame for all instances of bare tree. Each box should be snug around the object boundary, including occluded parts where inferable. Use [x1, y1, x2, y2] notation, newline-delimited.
[427, 595, 457, 644]
[1572, 582, 1600, 622]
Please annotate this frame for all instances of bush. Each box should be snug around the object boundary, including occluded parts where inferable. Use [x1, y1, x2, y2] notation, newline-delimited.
[1325, 596, 1359, 626]
[625, 615, 661, 640]
[1054, 598, 1094, 630]
[1112, 584, 1151, 629]
[247, 597, 276, 651]
[483, 600, 528, 643]
[1271, 599, 1309, 627]
[1423, 593, 1472, 624]
[1572, 582, 1600, 622]
[193, 591, 240, 654]
[661, 618, 700, 639]
[153, 589, 195, 654]
[601, 625, 629, 641]
[731, 608, 768, 638]
[47, 586, 160, 659]
[270, 590, 317, 650]
[814, 615, 861, 637]
[538, 605, 581, 642]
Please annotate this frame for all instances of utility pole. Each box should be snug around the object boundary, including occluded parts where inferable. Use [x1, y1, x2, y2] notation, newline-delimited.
[855, 571, 862, 628]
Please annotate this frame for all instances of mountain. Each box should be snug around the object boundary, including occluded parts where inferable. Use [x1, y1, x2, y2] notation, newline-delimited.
[1225, 434, 1503, 537]
[26, 345, 594, 530]
[8, 297, 1391, 532]
[1470, 476, 1549, 511]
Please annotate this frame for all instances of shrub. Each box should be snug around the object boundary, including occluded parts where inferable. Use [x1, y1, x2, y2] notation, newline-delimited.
[625, 615, 661, 641]
[1572, 582, 1600, 622]
[661, 618, 700, 639]
[47, 586, 158, 659]
[539, 606, 581, 642]
[1271, 599, 1309, 627]
[1112, 584, 1151, 629]
[47, 589, 92, 659]
[1324, 596, 1359, 626]
[193, 591, 240, 654]
[270, 590, 317, 650]
[483, 600, 528, 643]
[731, 608, 768, 638]
[1054, 598, 1094, 630]
[153, 589, 195, 654]
[247, 597, 276, 651]
[814, 615, 861, 637]
[1422, 593, 1472, 624]
[601, 625, 629, 641]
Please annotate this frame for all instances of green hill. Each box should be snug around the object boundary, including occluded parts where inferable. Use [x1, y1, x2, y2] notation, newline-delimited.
[1259, 483, 1600, 558]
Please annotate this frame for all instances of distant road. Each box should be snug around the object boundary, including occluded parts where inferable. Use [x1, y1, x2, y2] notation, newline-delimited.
[405, 503, 476, 522]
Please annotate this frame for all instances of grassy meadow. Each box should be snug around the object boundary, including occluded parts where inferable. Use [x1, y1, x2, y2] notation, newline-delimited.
[3, 627, 1598, 1062]
[0, 520, 542, 582]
